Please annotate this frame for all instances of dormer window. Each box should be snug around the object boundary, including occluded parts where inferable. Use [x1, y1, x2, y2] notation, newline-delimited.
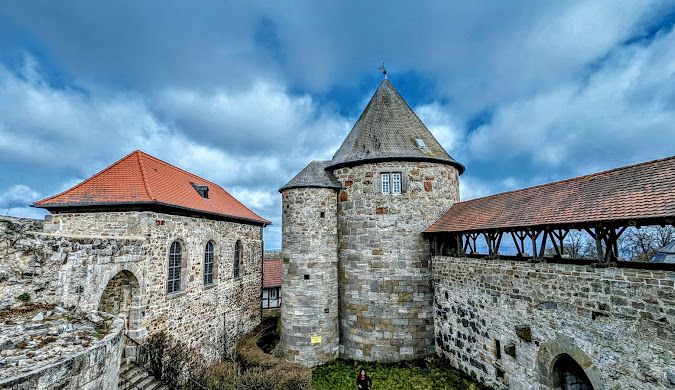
[191, 183, 209, 199]
[415, 138, 427, 151]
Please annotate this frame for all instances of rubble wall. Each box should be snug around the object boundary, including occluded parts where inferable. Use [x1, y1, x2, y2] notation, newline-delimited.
[433, 256, 675, 389]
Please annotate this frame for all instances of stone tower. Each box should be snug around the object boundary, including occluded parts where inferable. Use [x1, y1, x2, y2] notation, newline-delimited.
[280, 78, 463, 365]
[279, 161, 341, 367]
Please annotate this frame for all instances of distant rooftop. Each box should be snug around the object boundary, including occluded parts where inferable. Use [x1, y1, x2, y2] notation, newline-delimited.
[34, 150, 271, 226]
[652, 240, 675, 264]
[263, 256, 282, 288]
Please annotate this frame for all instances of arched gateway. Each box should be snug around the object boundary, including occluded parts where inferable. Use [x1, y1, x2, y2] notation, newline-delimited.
[536, 336, 603, 390]
[98, 270, 146, 342]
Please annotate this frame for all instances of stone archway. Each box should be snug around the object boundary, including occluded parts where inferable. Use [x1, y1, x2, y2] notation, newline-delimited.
[98, 270, 145, 341]
[535, 336, 604, 390]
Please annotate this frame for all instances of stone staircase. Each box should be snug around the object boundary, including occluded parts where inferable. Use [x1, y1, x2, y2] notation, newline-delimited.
[118, 361, 168, 390]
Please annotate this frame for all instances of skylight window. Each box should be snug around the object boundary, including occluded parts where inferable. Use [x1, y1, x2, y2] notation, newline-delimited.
[191, 183, 209, 199]
[415, 138, 427, 151]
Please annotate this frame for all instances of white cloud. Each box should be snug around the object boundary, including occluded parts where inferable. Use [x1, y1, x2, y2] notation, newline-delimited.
[467, 25, 675, 174]
[415, 103, 465, 157]
[0, 184, 46, 220]
[0, 55, 357, 249]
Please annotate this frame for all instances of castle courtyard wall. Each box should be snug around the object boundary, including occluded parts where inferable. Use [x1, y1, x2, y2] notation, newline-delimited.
[1, 211, 264, 364]
[432, 256, 675, 389]
[333, 161, 459, 361]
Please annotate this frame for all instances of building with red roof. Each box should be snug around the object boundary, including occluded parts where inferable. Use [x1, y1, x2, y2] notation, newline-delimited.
[29, 150, 271, 363]
[262, 253, 282, 309]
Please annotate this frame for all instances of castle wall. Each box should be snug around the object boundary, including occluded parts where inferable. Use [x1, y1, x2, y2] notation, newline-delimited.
[333, 161, 460, 361]
[1, 212, 263, 363]
[0, 315, 125, 390]
[280, 187, 339, 367]
[433, 256, 675, 389]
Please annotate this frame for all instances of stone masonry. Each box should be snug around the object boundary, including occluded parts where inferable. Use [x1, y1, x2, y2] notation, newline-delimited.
[280, 187, 340, 366]
[334, 161, 459, 361]
[0, 211, 264, 365]
[433, 256, 675, 389]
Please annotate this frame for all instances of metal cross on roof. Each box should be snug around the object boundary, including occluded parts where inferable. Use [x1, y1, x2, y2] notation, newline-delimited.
[378, 63, 388, 79]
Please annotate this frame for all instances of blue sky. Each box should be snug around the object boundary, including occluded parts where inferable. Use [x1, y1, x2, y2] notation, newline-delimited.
[1, 1, 674, 250]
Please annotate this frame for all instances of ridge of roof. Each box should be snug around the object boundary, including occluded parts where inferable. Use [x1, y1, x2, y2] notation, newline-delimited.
[34, 150, 146, 206]
[455, 155, 675, 207]
[135, 150, 155, 201]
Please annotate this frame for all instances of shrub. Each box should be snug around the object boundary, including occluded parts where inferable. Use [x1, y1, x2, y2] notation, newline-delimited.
[234, 327, 312, 389]
[17, 292, 30, 302]
[200, 361, 238, 390]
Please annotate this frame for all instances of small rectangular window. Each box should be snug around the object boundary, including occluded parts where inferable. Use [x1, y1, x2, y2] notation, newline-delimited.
[381, 173, 390, 194]
[320, 211, 326, 218]
[392, 172, 402, 194]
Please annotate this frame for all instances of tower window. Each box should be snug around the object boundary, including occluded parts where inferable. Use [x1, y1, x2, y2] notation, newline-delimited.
[381, 172, 402, 195]
[320, 211, 326, 218]
[392, 173, 402, 194]
[381, 173, 390, 194]
[304, 274, 310, 280]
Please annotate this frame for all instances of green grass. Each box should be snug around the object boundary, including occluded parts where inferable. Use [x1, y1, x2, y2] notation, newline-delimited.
[312, 357, 489, 390]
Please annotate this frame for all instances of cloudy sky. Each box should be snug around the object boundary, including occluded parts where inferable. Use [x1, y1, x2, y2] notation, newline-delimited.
[1, 1, 674, 249]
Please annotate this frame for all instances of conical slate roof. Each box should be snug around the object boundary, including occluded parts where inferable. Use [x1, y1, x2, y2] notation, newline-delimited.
[279, 160, 342, 192]
[326, 79, 464, 173]
[652, 240, 675, 263]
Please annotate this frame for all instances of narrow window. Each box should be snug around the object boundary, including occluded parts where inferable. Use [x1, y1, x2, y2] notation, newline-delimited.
[320, 211, 326, 218]
[233, 240, 242, 278]
[167, 241, 182, 293]
[381, 173, 390, 194]
[392, 172, 402, 194]
[204, 241, 214, 285]
[495, 339, 502, 359]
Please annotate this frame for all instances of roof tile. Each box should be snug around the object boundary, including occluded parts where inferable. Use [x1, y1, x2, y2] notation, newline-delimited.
[34, 150, 270, 225]
[426, 156, 675, 233]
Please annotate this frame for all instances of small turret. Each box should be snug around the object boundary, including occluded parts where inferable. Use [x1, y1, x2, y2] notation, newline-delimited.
[279, 161, 340, 367]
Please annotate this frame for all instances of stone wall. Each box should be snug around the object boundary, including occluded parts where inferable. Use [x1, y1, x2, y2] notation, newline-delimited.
[0, 315, 125, 390]
[333, 161, 460, 361]
[280, 187, 339, 367]
[0, 216, 145, 310]
[433, 256, 675, 389]
[1, 211, 264, 365]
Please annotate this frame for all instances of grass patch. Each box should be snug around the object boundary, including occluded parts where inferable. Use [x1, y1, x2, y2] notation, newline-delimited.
[312, 357, 490, 390]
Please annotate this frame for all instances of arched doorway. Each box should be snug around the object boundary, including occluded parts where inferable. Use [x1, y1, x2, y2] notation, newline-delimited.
[551, 353, 594, 390]
[98, 270, 144, 340]
[535, 336, 603, 390]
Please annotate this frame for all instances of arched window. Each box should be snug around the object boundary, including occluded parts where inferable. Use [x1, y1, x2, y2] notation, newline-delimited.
[168, 241, 182, 293]
[234, 240, 242, 278]
[204, 241, 215, 285]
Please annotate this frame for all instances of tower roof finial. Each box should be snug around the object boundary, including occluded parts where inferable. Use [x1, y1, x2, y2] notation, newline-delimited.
[378, 63, 387, 79]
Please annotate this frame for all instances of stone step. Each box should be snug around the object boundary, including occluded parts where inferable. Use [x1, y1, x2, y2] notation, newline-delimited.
[118, 362, 167, 390]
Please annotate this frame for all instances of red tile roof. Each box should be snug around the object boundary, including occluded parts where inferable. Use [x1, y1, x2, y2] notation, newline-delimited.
[263, 257, 282, 288]
[426, 156, 675, 233]
[34, 150, 271, 225]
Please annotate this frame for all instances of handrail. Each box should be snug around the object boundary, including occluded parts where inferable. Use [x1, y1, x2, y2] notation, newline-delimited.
[128, 333, 208, 390]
